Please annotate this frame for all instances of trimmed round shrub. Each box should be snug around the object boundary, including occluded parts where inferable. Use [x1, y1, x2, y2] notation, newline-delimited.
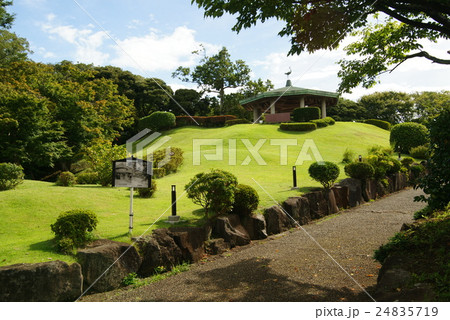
[137, 181, 157, 198]
[310, 118, 328, 128]
[185, 169, 238, 218]
[56, 171, 77, 187]
[138, 111, 176, 132]
[344, 162, 375, 180]
[232, 184, 259, 218]
[51, 209, 98, 252]
[390, 122, 428, 153]
[0, 163, 24, 191]
[308, 161, 340, 190]
[409, 144, 429, 159]
[323, 117, 336, 125]
[279, 122, 317, 131]
[292, 107, 321, 122]
[364, 119, 391, 130]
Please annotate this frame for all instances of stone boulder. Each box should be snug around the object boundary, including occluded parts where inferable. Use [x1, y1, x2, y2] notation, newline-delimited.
[169, 226, 207, 263]
[205, 238, 230, 255]
[0, 260, 82, 302]
[242, 213, 268, 240]
[332, 185, 349, 209]
[391, 173, 408, 191]
[282, 196, 311, 225]
[264, 205, 295, 235]
[135, 229, 183, 277]
[77, 239, 142, 293]
[303, 190, 336, 220]
[364, 179, 378, 201]
[338, 178, 364, 207]
[213, 214, 251, 247]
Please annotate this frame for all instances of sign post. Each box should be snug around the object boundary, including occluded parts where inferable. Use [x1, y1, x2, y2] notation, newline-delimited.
[112, 157, 152, 235]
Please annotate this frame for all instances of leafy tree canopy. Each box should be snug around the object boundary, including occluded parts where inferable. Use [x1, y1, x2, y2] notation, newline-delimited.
[0, 0, 14, 29]
[192, 0, 450, 92]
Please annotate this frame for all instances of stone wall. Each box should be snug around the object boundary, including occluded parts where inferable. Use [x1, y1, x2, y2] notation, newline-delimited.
[0, 173, 410, 301]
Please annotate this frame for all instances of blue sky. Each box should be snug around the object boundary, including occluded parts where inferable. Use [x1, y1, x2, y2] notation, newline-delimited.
[10, 0, 450, 100]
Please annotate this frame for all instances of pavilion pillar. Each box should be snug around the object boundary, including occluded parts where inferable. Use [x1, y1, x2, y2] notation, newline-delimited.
[253, 107, 259, 122]
[270, 101, 276, 114]
[300, 96, 305, 108]
[321, 98, 326, 118]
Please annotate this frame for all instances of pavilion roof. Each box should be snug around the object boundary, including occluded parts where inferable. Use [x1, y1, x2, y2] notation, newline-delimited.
[240, 84, 339, 106]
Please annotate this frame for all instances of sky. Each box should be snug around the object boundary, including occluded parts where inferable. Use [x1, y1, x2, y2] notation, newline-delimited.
[9, 0, 450, 101]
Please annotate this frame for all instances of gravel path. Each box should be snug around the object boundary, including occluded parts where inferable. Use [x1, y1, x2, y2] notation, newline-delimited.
[82, 188, 426, 302]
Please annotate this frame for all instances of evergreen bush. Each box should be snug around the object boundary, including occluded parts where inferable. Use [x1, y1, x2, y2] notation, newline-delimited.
[292, 107, 321, 122]
[0, 163, 24, 191]
[232, 184, 259, 218]
[390, 122, 428, 153]
[308, 161, 340, 190]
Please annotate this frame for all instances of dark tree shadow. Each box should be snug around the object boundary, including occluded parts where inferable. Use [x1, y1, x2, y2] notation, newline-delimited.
[29, 239, 57, 253]
[161, 257, 376, 302]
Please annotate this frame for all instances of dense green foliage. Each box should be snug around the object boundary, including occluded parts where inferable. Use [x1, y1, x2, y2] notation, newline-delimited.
[0, 162, 24, 190]
[341, 148, 356, 164]
[138, 111, 176, 132]
[56, 171, 77, 187]
[364, 119, 391, 131]
[308, 161, 340, 190]
[310, 117, 334, 128]
[414, 109, 450, 210]
[409, 145, 429, 159]
[390, 122, 429, 153]
[279, 122, 317, 131]
[344, 162, 375, 181]
[185, 169, 238, 218]
[232, 184, 260, 218]
[374, 211, 450, 301]
[359, 92, 414, 124]
[292, 107, 321, 122]
[193, 1, 450, 93]
[328, 97, 366, 121]
[50, 209, 98, 253]
[148, 147, 184, 176]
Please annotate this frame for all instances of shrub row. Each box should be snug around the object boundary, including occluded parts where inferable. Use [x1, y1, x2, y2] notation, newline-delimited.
[145, 147, 184, 178]
[364, 119, 391, 130]
[279, 122, 317, 131]
[225, 118, 251, 126]
[292, 107, 321, 122]
[176, 115, 237, 128]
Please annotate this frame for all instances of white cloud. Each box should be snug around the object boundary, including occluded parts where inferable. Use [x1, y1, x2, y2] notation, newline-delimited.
[40, 16, 109, 65]
[111, 26, 219, 73]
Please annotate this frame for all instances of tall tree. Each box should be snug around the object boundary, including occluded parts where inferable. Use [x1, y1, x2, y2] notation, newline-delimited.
[173, 46, 251, 113]
[192, 0, 450, 92]
[0, 0, 14, 29]
[358, 91, 415, 124]
[412, 91, 450, 124]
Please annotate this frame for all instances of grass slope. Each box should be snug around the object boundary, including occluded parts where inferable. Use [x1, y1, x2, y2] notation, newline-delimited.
[0, 122, 390, 266]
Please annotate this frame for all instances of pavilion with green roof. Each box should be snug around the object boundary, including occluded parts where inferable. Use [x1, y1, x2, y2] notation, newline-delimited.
[240, 80, 339, 123]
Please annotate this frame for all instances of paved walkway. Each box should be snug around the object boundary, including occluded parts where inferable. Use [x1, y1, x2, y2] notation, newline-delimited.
[82, 188, 426, 302]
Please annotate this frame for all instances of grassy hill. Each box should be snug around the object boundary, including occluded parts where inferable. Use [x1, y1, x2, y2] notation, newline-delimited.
[0, 122, 390, 266]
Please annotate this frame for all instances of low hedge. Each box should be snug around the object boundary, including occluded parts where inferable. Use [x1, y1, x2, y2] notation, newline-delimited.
[311, 118, 328, 128]
[176, 115, 237, 128]
[279, 122, 317, 131]
[225, 118, 251, 126]
[364, 119, 391, 130]
[292, 107, 321, 122]
[323, 117, 336, 125]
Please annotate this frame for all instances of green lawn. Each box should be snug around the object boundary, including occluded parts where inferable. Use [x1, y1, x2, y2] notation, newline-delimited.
[0, 122, 390, 266]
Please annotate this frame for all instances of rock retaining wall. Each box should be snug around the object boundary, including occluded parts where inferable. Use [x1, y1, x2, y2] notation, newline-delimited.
[0, 173, 410, 301]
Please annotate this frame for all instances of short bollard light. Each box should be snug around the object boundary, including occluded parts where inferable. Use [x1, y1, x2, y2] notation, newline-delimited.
[168, 185, 180, 223]
[292, 166, 297, 188]
[359, 155, 362, 162]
